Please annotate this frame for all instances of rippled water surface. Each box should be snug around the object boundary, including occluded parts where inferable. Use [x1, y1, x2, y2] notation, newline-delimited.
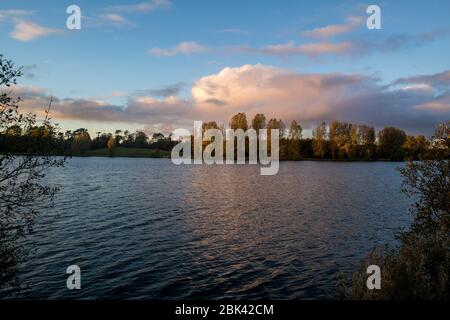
[3, 158, 412, 299]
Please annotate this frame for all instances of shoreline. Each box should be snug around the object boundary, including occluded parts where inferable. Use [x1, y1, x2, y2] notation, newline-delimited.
[70, 154, 405, 162]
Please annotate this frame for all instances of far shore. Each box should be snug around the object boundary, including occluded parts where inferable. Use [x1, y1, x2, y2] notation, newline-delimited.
[69, 147, 405, 162]
[84, 147, 171, 158]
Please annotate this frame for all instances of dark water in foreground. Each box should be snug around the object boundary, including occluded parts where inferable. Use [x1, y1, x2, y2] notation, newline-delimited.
[3, 158, 412, 299]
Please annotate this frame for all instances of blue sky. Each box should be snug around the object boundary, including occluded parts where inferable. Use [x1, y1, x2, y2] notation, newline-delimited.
[1, 0, 449, 135]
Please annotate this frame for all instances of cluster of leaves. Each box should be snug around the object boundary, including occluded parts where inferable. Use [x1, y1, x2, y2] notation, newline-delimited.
[0, 55, 66, 289]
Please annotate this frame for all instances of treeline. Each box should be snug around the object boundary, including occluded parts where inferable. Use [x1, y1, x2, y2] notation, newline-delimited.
[0, 111, 445, 160]
[201, 112, 438, 161]
[86, 129, 177, 154]
[0, 126, 177, 156]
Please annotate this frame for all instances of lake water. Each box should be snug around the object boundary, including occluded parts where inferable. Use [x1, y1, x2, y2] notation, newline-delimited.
[2, 158, 412, 299]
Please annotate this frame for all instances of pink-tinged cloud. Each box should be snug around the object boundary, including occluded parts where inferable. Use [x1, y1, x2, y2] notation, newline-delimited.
[146, 28, 449, 59]
[302, 16, 364, 38]
[192, 64, 370, 123]
[262, 41, 355, 57]
[192, 65, 448, 133]
[10, 21, 61, 41]
[8, 85, 194, 129]
[394, 70, 450, 89]
[251, 29, 448, 58]
[416, 99, 450, 114]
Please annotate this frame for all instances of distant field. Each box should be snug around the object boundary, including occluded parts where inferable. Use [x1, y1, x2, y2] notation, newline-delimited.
[86, 147, 171, 158]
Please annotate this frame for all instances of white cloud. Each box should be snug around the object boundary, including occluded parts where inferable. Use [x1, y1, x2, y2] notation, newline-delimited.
[95, 0, 169, 29]
[0, 9, 33, 22]
[148, 41, 208, 57]
[220, 28, 249, 35]
[103, 13, 127, 23]
[400, 83, 434, 93]
[107, 0, 171, 13]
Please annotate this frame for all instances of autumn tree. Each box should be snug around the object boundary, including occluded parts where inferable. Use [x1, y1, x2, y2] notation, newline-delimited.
[329, 121, 352, 159]
[251, 113, 266, 133]
[229, 112, 248, 130]
[403, 135, 429, 160]
[377, 127, 407, 160]
[312, 122, 328, 159]
[201, 121, 220, 158]
[202, 121, 219, 133]
[349, 124, 376, 159]
[267, 118, 285, 137]
[348, 125, 360, 159]
[267, 118, 285, 158]
[358, 125, 376, 159]
[289, 120, 302, 140]
[288, 120, 302, 160]
[329, 121, 339, 159]
[107, 136, 116, 156]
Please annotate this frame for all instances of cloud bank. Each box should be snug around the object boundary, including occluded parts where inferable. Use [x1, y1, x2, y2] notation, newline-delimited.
[7, 65, 449, 135]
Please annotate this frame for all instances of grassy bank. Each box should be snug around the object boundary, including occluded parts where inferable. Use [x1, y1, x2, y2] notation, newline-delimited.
[85, 147, 170, 158]
[82, 148, 404, 161]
